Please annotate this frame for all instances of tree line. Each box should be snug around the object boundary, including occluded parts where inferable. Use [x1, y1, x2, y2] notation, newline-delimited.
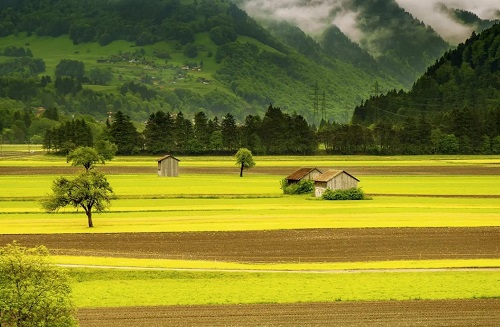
[41, 104, 318, 156]
[320, 107, 500, 155]
[36, 102, 500, 156]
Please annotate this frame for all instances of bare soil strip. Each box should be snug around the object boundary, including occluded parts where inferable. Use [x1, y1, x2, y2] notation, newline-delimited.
[1, 165, 499, 175]
[2, 227, 498, 263]
[77, 299, 500, 327]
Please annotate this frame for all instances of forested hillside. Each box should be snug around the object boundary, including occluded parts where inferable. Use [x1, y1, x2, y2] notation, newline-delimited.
[348, 24, 500, 155]
[338, 0, 450, 86]
[443, 6, 499, 33]
[235, 0, 455, 87]
[0, 0, 402, 147]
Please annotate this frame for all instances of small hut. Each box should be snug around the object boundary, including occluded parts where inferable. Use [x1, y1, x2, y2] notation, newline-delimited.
[285, 167, 322, 185]
[157, 155, 180, 177]
[314, 170, 359, 197]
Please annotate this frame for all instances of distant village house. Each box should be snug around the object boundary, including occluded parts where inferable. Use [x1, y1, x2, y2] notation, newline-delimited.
[157, 155, 180, 177]
[314, 170, 359, 197]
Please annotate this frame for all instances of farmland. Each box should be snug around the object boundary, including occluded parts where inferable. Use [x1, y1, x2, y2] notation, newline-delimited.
[0, 152, 499, 326]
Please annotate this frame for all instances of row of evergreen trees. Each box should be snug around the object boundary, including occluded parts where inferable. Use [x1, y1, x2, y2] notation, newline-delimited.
[319, 106, 500, 155]
[39, 104, 500, 156]
[42, 104, 318, 155]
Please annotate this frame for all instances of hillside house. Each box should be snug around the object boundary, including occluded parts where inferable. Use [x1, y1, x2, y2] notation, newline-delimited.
[314, 170, 359, 197]
[157, 155, 180, 177]
[285, 167, 322, 185]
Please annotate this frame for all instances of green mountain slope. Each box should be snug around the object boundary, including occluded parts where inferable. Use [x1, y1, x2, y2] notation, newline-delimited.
[353, 23, 500, 124]
[350, 23, 500, 155]
[0, 0, 400, 127]
[234, 0, 453, 87]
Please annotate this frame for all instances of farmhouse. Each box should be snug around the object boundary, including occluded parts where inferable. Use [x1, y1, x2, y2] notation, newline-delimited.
[314, 170, 359, 197]
[285, 167, 322, 185]
[157, 155, 180, 177]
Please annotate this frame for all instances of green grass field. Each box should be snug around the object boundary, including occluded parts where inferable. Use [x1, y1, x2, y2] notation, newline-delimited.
[68, 268, 500, 307]
[1, 195, 499, 234]
[1, 154, 499, 309]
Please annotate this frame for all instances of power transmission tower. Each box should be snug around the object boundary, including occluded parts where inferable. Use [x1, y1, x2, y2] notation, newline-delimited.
[321, 90, 327, 122]
[371, 81, 383, 98]
[370, 81, 384, 122]
[312, 81, 320, 126]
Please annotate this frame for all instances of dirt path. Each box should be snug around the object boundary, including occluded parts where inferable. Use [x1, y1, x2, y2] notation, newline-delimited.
[77, 299, 500, 327]
[2, 227, 499, 263]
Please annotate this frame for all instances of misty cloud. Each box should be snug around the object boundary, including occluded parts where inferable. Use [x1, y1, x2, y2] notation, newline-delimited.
[240, 0, 366, 46]
[242, 0, 344, 35]
[239, 0, 500, 45]
[331, 10, 361, 43]
[395, 0, 500, 43]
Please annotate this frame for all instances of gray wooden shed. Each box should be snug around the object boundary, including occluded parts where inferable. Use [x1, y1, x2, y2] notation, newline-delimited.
[157, 155, 180, 177]
[285, 167, 322, 185]
[314, 170, 359, 197]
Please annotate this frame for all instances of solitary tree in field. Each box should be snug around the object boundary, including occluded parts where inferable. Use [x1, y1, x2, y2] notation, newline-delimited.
[94, 139, 118, 161]
[0, 242, 78, 327]
[235, 147, 255, 177]
[42, 171, 114, 228]
[67, 146, 104, 171]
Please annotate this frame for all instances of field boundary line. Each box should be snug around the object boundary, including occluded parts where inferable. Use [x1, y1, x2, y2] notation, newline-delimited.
[368, 193, 500, 198]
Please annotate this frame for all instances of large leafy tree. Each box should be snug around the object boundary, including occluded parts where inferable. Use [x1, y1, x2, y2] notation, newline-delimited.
[42, 171, 114, 228]
[94, 138, 118, 161]
[55, 59, 85, 80]
[235, 147, 255, 177]
[0, 242, 78, 327]
[66, 146, 104, 171]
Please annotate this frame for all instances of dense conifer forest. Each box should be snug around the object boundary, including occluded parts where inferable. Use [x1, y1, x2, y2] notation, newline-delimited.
[351, 24, 500, 154]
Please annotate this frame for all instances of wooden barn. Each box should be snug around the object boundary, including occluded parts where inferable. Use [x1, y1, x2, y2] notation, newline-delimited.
[285, 167, 322, 185]
[314, 170, 359, 197]
[157, 155, 180, 177]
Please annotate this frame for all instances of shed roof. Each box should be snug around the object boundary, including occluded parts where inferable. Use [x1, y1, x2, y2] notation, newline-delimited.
[157, 155, 180, 163]
[285, 167, 322, 181]
[314, 170, 359, 182]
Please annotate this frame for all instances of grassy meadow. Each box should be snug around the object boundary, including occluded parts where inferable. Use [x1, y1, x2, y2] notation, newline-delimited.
[0, 32, 228, 92]
[1, 195, 499, 234]
[69, 269, 500, 307]
[1, 153, 499, 307]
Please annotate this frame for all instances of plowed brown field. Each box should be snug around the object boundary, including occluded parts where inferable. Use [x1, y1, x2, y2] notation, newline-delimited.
[1, 227, 498, 262]
[77, 299, 500, 327]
